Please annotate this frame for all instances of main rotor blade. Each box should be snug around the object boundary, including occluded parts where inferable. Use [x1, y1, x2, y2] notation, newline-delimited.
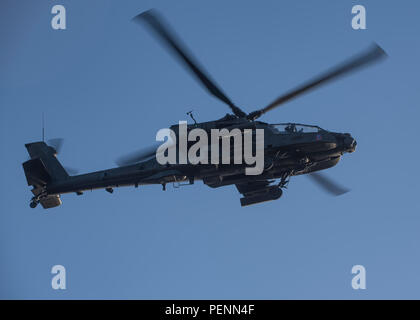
[133, 10, 246, 118]
[116, 137, 178, 167]
[115, 143, 161, 167]
[247, 43, 387, 120]
[308, 172, 349, 196]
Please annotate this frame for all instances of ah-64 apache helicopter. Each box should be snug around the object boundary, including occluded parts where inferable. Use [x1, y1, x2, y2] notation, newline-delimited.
[22, 10, 386, 209]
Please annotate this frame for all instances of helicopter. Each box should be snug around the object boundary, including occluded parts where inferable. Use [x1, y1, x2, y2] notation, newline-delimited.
[22, 9, 386, 209]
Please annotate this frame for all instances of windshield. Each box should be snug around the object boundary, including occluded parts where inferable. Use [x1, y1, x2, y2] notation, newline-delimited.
[269, 123, 325, 133]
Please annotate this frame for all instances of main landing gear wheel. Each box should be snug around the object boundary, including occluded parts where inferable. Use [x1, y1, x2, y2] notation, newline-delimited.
[29, 201, 38, 208]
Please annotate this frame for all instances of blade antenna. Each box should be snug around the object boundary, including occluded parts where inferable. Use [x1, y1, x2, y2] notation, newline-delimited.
[42, 112, 45, 142]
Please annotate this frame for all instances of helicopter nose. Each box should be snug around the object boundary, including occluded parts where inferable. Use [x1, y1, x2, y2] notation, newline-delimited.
[342, 133, 357, 153]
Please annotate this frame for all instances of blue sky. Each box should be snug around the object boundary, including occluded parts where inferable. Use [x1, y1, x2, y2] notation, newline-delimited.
[1, 0, 419, 299]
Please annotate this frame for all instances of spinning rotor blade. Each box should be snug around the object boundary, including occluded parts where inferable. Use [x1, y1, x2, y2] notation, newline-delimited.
[47, 139, 80, 175]
[117, 128, 246, 167]
[133, 10, 246, 118]
[116, 143, 160, 167]
[247, 43, 387, 120]
[116, 140, 177, 167]
[48, 138, 64, 154]
[308, 172, 349, 196]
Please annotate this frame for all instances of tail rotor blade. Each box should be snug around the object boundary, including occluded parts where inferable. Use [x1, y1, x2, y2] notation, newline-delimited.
[46, 139, 79, 175]
[47, 138, 64, 154]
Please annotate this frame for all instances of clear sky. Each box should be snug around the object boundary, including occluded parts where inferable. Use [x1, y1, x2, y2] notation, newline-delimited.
[1, 0, 419, 299]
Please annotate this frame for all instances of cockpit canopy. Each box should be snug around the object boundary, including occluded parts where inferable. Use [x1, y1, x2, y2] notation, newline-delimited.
[268, 123, 325, 134]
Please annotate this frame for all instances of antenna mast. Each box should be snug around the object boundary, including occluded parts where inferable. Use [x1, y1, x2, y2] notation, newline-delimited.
[42, 112, 45, 142]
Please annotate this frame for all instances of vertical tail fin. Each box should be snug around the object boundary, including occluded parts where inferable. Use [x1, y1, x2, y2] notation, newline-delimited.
[22, 142, 68, 209]
[24, 142, 68, 182]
